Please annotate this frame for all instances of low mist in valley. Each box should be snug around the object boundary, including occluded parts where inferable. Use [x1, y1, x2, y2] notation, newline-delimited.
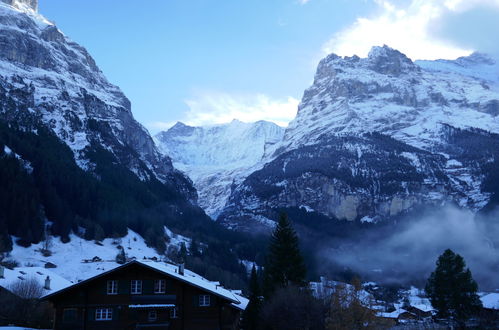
[317, 207, 499, 290]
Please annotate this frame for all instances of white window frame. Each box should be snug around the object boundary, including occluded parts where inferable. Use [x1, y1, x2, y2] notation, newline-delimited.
[131, 280, 142, 294]
[95, 308, 113, 321]
[148, 310, 157, 322]
[107, 280, 118, 295]
[154, 279, 166, 294]
[170, 307, 178, 319]
[199, 294, 211, 307]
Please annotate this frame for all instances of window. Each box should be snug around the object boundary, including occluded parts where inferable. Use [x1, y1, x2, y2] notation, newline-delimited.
[107, 280, 118, 295]
[62, 308, 78, 322]
[170, 307, 178, 319]
[148, 310, 157, 322]
[131, 280, 142, 294]
[199, 294, 211, 307]
[95, 308, 113, 321]
[154, 279, 166, 293]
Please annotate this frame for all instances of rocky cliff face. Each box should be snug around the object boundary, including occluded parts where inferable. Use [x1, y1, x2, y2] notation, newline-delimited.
[0, 3, 196, 200]
[216, 46, 499, 231]
[155, 120, 284, 217]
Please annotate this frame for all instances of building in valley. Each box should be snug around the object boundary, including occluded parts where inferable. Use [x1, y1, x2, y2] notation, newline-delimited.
[43, 260, 247, 330]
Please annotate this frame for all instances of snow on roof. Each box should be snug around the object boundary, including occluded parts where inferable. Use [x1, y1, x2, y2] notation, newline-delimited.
[377, 307, 407, 319]
[481, 293, 499, 309]
[44, 260, 247, 309]
[135, 260, 244, 305]
[0, 266, 72, 298]
[230, 291, 249, 311]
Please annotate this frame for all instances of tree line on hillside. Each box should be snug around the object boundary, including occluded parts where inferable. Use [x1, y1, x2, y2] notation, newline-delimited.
[0, 122, 266, 290]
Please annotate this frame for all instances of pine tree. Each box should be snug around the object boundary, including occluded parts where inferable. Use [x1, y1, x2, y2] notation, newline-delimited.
[241, 265, 262, 330]
[263, 213, 306, 298]
[115, 247, 127, 264]
[425, 249, 482, 324]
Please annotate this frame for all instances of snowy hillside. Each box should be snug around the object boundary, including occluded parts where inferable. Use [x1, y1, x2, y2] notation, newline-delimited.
[7, 228, 189, 283]
[155, 120, 284, 218]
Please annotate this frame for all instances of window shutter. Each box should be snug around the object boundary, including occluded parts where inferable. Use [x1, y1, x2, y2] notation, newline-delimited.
[143, 280, 154, 294]
[119, 280, 129, 294]
[192, 294, 199, 307]
[88, 308, 95, 321]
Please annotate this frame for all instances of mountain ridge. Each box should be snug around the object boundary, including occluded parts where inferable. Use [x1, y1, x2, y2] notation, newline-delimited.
[155, 119, 284, 218]
[161, 45, 499, 231]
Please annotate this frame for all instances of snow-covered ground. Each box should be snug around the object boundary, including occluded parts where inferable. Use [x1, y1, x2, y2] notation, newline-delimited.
[2, 228, 249, 314]
[7, 228, 188, 283]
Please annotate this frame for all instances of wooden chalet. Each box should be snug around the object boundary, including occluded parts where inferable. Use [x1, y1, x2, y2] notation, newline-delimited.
[43, 260, 247, 330]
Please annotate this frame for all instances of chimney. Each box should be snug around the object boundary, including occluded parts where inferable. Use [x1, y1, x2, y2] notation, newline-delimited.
[178, 263, 184, 276]
[0, 265, 4, 279]
[44, 276, 51, 290]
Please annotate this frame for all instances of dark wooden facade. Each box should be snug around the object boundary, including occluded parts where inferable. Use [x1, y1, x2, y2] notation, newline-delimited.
[43, 261, 243, 330]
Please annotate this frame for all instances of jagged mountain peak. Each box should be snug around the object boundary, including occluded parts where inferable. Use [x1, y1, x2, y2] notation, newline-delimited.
[366, 45, 417, 75]
[155, 120, 285, 218]
[218, 47, 499, 231]
[316, 45, 418, 81]
[280, 46, 499, 157]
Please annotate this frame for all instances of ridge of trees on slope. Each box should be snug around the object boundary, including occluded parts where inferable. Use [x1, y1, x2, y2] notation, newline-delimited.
[0, 121, 266, 290]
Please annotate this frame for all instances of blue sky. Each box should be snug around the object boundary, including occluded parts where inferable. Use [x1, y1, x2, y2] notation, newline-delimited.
[39, 0, 499, 133]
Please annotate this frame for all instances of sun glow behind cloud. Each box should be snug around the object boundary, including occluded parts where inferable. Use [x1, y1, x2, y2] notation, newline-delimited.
[323, 0, 499, 60]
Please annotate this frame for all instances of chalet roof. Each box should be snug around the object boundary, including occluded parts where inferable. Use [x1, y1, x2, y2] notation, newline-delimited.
[135, 260, 243, 305]
[42, 260, 246, 308]
[0, 266, 72, 298]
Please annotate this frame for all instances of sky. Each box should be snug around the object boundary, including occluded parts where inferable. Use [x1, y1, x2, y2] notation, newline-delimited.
[38, 0, 499, 134]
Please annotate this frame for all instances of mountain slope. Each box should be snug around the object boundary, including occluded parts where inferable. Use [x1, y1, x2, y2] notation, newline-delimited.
[217, 46, 499, 231]
[0, 3, 206, 247]
[0, 2, 195, 199]
[155, 120, 284, 218]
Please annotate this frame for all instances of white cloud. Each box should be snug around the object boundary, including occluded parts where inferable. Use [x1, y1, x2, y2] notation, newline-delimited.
[298, 0, 312, 4]
[155, 92, 299, 129]
[323, 0, 499, 60]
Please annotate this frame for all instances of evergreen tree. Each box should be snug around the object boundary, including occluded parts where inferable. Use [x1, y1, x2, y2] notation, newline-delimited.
[241, 265, 262, 330]
[263, 213, 306, 299]
[190, 237, 201, 257]
[425, 249, 482, 324]
[179, 242, 188, 263]
[115, 247, 127, 264]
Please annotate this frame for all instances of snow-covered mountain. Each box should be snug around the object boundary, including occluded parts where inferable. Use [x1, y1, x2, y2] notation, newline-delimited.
[155, 120, 284, 218]
[0, 1, 195, 199]
[214, 46, 499, 231]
